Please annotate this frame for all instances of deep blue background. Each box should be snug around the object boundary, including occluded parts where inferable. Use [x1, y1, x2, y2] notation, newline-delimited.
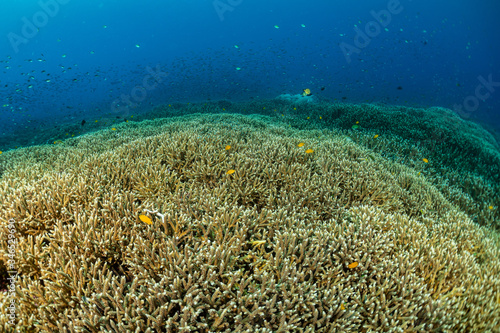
[1, 0, 499, 143]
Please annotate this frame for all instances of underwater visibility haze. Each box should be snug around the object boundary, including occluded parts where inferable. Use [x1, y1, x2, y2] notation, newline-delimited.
[0, 0, 499, 332]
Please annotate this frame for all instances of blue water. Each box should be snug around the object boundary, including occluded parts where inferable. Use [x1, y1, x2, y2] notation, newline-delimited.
[1, 0, 499, 148]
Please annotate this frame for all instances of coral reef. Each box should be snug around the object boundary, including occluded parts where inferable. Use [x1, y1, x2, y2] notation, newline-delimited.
[0, 102, 499, 332]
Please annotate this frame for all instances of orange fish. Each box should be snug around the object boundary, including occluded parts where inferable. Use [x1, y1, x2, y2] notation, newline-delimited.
[348, 261, 358, 269]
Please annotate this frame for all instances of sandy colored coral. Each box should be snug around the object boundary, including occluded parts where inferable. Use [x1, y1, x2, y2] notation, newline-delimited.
[0, 102, 499, 332]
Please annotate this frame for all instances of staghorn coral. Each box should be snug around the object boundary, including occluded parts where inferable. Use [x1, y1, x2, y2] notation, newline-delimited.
[0, 106, 499, 332]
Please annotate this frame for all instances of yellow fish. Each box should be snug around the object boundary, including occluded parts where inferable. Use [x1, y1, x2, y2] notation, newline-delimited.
[225, 145, 231, 150]
[298, 142, 305, 147]
[139, 215, 152, 225]
[348, 261, 358, 269]
[423, 158, 429, 163]
[374, 134, 379, 139]
[226, 169, 236, 175]
[302, 88, 312, 96]
[305, 149, 314, 154]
